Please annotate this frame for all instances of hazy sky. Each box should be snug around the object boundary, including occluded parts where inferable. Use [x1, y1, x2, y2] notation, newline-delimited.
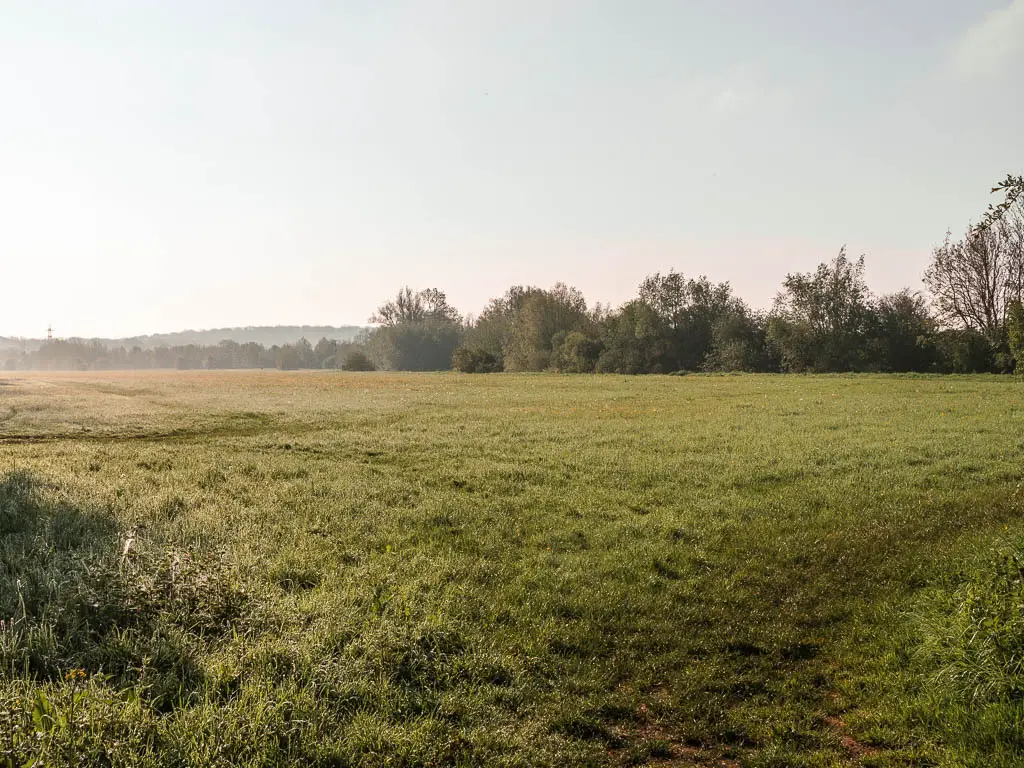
[2, 1, 1023, 338]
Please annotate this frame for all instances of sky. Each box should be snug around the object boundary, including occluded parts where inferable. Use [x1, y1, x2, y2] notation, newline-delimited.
[2, 0, 1023, 339]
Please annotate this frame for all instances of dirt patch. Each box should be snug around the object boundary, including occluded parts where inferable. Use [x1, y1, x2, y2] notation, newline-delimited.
[824, 715, 880, 761]
[604, 687, 742, 767]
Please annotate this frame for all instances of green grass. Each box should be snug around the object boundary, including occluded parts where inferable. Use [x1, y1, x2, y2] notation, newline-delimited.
[0, 370, 1022, 766]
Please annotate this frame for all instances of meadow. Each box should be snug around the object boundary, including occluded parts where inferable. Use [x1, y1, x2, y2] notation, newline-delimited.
[0, 370, 1022, 767]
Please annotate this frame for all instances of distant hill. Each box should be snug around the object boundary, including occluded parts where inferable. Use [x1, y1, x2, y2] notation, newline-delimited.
[0, 326, 365, 351]
[0, 337, 41, 352]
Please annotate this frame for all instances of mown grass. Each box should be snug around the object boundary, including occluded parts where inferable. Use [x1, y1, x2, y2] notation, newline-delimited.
[0, 371, 1022, 766]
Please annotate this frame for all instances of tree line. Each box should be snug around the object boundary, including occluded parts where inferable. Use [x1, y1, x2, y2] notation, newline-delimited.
[1, 337, 375, 373]
[4, 183, 1023, 375]
[372, 189, 1024, 375]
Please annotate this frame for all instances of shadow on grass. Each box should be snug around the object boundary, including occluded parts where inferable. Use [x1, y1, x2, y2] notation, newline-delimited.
[0, 470, 246, 711]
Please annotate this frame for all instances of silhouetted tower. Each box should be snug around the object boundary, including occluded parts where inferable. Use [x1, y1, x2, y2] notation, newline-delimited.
[47, 325, 53, 341]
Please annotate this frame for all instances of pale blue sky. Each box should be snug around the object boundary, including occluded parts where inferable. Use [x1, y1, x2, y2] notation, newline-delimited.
[2, 1, 1022, 338]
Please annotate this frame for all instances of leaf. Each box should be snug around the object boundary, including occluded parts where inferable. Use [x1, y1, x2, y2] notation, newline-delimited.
[120, 687, 141, 705]
[31, 690, 53, 732]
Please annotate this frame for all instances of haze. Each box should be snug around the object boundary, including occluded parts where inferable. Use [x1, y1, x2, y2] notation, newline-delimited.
[2, 0, 1022, 339]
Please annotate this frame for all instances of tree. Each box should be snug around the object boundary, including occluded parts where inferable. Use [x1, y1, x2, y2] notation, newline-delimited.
[924, 205, 1024, 339]
[366, 287, 463, 371]
[460, 287, 531, 369]
[370, 287, 460, 326]
[367, 322, 461, 371]
[294, 338, 315, 368]
[596, 301, 672, 374]
[502, 284, 591, 372]
[705, 308, 772, 372]
[767, 248, 875, 372]
[241, 342, 264, 368]
[979, 174, 1024, 230]
[637, 271, 739, 371]
[1008, 300, 1024, 373]
[933, 329, 995, 373]
[870, 290, 939, 373]
[314, 337, 338, 367]
[551, 330, 602, 373]
[276, 346, 301, 371]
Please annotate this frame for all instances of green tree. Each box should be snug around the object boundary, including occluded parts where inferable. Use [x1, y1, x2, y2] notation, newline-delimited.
[459, 289, 526, 369]
[933, 329, 996, 373]
[367, 287, 463, 371]
[367, 322, 461, 371]
[637, 271, 740, 371]
[1008, 300, 1024, 373]
[596, 301, 671, 374]
[705, 308, 772, 372]
[767, 248, 875, 372]
[551, 330, 602, 373]
[502, 284, 591, 371]
[870, 290, 939, 373]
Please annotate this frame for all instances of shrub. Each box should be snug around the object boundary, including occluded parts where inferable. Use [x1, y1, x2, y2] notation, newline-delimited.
[550, 330, 601, 373]
[451, 346, 501, 373]
[933, 329, 996, 373]
[341, 350, 375, 371]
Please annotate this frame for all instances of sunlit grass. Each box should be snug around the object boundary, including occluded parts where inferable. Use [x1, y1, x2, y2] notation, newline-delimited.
[0, 371, 1021, 765]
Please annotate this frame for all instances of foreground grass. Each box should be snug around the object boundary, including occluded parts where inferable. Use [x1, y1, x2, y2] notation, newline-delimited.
[0, 371, 1022, 766]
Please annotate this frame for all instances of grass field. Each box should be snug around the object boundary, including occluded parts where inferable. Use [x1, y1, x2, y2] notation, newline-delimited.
[1, 371, 1022, 767]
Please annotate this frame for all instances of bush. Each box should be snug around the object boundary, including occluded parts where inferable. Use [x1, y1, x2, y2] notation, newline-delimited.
[933, 329, 997, 373]
[341, 350, 375, 371]
[452, 346, 501, 373]
[551, 331, 601, 373]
